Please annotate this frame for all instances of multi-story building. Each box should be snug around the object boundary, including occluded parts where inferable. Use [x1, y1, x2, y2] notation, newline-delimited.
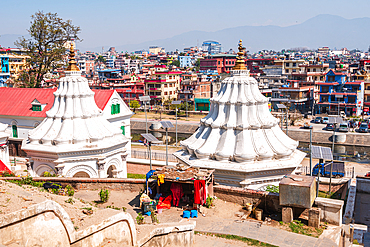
[144, 65, 182, 104]
[199, 54, 236, 74]
[271, 85, 314, 113]
[179, 56, 192, 68]
[8, 54, 28, 80]
[316, 70, 364, 116]
[201, 41, 221, 54]
[274, 59, 307, 77]
[0, 56, 10, 87]
[149, 46, 165, 55]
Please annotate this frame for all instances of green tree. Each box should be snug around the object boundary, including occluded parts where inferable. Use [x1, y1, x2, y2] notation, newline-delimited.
[193, 59, 200, 71]
[15, 11, 81, 88]
[96, 55, 106, 63]
[129, 100, 140, 112]
[171, 60, 180, 67]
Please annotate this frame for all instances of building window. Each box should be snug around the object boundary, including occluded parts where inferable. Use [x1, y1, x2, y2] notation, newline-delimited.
[111, 104, 120, 115]
[12, 125, 18, 138]
[120, 126, 125, 135]
[293, 63, 296, 67]
[32, 105, 41, 111]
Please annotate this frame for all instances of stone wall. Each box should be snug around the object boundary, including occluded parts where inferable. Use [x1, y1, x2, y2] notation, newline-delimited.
[0, 198, 196, 247]
[0, 200, 137, 247]
[213, 185, 281, 213]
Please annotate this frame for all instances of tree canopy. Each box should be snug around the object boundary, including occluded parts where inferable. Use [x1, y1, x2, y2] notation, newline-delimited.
[15, 11, 81, 87]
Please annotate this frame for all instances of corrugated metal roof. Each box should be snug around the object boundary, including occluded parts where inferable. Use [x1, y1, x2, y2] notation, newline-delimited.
[0, 88, 114, 118]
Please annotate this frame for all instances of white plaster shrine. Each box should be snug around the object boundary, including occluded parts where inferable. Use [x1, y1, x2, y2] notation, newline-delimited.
[22, 44, 129, 178]
[174, 40, 305, 189]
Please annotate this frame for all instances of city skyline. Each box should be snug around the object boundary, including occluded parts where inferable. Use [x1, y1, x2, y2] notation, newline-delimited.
[2, 0, 370, 51]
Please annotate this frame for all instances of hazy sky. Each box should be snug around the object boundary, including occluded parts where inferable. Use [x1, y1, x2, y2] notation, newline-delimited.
[2, 0, 370, 50]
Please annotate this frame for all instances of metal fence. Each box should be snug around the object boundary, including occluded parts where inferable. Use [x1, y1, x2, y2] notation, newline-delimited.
[300, 166, 355, 178]
[131, 150, 178, 162]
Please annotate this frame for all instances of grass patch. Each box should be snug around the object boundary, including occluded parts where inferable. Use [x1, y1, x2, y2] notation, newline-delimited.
[195, 231, 277, 247]
[318, 190, 341, 199]
[279, 220, 324, 238]
[127, 173, 146, 179]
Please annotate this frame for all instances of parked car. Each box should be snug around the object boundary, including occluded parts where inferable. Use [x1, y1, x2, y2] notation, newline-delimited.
[365, 172, 370, 177]
[303, 122, 313, 129]
[338, 123, 349, 132]
[326, 123, 335, 131]
[314, 117, 322, 123]
[359, 123, 369, 133]
[322, 117, 329, 124]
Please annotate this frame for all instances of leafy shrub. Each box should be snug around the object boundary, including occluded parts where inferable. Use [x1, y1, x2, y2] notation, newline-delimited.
[66, 185, 75, 196]
[0, 171, 15, 177]
[136, 212, 144, 225]
[99, 189, 110, 203]
[265, 185, 279, 193]
[205, 196, 214, 208]
[150, 209, 159, 223]
[65, 198, 75, 204]
[42, 171, 56, 177]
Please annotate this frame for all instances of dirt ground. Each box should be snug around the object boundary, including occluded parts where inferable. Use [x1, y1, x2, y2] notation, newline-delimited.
[73, 189, 243, 225]
[0, 180, 119, 231]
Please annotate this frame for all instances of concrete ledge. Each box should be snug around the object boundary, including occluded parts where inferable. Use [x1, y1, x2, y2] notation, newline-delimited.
[0, 200, 138, 246]
[315, 197, 344, 226]
[136, 221, 196, 247]
[343, 178, 356, 224]
[0, 200, 76, 242]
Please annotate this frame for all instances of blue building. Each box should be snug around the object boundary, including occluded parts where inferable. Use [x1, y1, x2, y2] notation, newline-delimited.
[0, 56, 10, 87]
[178, 56, 192, 68]
[202, 41, 221, 54]
[317, 70, 364, 116]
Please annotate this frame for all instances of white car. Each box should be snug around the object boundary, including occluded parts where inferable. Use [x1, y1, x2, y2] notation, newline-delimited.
[338, 123, 349, 132]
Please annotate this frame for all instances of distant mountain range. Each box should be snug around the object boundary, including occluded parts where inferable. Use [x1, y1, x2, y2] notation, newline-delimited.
[2, 14, 370, 53]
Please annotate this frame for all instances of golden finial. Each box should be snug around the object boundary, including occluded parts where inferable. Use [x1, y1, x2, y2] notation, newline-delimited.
[66, 42, 80, 71]
[233, 39, 247, 70]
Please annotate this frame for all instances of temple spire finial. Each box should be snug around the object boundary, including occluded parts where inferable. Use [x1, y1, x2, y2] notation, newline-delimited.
[233, 39, 247, 70]
[66, 42, 80, 71]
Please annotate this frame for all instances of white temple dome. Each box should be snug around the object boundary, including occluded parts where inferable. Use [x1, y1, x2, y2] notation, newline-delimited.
[174, 40, 305, 188]
[22, 44, 129, 178]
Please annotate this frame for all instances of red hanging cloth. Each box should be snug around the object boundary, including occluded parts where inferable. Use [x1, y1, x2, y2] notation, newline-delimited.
[194, 180, 206, 205]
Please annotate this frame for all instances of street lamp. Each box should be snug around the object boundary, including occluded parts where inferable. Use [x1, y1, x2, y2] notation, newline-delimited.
[184, 90, 191, 121]
[328, 116, 342, 194]
[139, 95, 151, 134]
[126, 89, 132, 107]
[160, 121, 174, 166]
[171, 100, 181, 147]
[141, 133, 161, 194]
[276, 103, 287, 132]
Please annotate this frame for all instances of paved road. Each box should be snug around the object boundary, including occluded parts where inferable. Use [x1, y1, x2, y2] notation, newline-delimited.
[194, 218, 338, 247]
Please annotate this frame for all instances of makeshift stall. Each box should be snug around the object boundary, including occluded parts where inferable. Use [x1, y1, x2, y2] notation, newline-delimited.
[152, 164, 214, 212]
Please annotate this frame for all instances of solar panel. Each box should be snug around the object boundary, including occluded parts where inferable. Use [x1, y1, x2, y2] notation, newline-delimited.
[141, 133, 161, 143]
[321, 146, 333, 160]
[160, 121, 174, 128]
[311, 145, 322, 159]
[311, 145, 333, 160]
[171, 100, 182, 105]
[276, 104, 287, 109]
[328, 117, 343, 124]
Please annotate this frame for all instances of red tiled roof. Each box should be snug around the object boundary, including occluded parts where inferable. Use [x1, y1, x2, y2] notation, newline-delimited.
[0, 88, 114, 118]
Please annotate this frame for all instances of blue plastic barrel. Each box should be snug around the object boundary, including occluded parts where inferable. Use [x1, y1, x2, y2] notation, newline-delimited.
[191, 210, 198, 218]
[183, 210, 190, 218]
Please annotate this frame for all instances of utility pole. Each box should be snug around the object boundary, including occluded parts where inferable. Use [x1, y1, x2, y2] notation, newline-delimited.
[310, 128, 313, 176]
